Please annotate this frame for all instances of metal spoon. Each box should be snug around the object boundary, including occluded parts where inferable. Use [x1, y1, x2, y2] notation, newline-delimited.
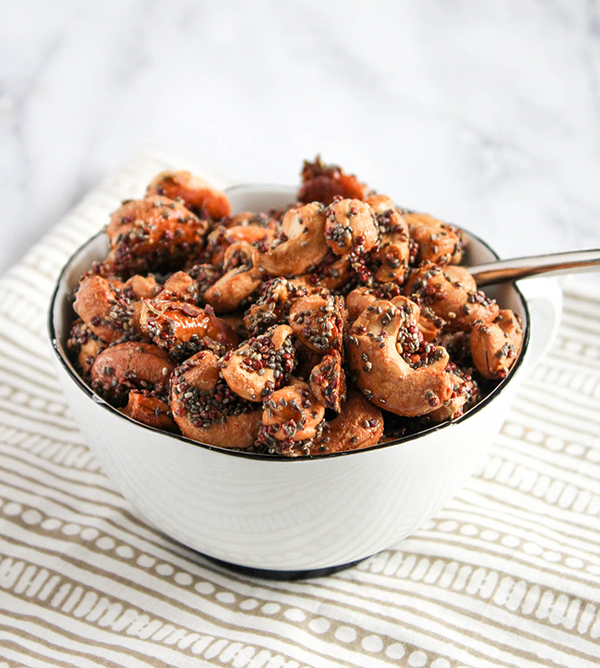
[468, 249, 600, 286]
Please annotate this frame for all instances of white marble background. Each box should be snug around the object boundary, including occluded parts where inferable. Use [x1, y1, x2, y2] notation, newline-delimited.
[2, 0, 600, 284]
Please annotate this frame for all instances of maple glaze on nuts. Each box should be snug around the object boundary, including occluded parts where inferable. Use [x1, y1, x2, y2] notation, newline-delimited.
[170, 350, 261, 449]
[67, 158, 524, 455]
[146, 170, 231, 220]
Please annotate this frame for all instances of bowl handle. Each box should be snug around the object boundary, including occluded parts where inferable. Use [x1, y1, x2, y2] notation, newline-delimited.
[518, 277, 563, 369]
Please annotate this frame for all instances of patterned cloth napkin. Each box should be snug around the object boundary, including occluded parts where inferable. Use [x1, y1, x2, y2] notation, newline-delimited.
[1, 147, 599, 668]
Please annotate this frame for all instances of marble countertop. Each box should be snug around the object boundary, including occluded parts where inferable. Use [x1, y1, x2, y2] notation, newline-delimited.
[2, 0, 599, 285]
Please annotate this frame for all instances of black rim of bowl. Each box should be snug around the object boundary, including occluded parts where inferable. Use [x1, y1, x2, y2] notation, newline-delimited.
[48, 227, 531, 463]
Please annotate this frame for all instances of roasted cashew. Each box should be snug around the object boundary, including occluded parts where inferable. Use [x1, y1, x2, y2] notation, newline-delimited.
[187, 263, 223, 301]
[203, 242, 263, 314]
[204, 266, 262, 314]
[157, 271, 198, 303]
[170, 350, 261, 448]
[121, 391, 177, 432]
[347, 297, 452, 416]
[405, 262, 498, 332]
[309, 349, 346, 412]
[226, 211, 274, 227]
[74, 275, 137, 344]
[123, 274, 160, 300]
[220, 324, 296, 402]
[91, 342, 175, 403]
[366, 195, 410, 283]
[105, 196, 207, 276]
[254, 203, 329, 277]
[427, 369, 479, 422]
[259, 378, 326, 456]
[295, 254, 352, 293]
[289, 293, 345, 354]
[442, 265, 477, 292]
[140, 298, 239, 359]
[346, 283, 442, 343]
[346, 283, 406, 321]
[206, 223, 275, 268]
[146, 170, 231, 220]
[325, 199, 378, 257]
[417, 305, 445, 343]
[414, 263, 478, 340]
[346, 287, 377, 323]
[404, 212, 463, 266]
[223, 242, 256, 272]
[226, 223, 275, 244]
[67, 320, 107, 374]
[298, 156, 368, 204]
[243, 277, 309, 336]
[470, 309, 524, 379]
[314, 387, 384, 454]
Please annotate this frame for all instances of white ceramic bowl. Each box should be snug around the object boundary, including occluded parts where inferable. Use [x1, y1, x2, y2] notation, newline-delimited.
[48, 185, 562, 577]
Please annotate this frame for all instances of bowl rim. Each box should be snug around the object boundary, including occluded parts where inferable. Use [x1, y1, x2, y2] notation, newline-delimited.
[48, 186, 531, 463]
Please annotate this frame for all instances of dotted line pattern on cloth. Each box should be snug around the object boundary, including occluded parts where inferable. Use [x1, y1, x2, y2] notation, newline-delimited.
[1, 497, 470, 668]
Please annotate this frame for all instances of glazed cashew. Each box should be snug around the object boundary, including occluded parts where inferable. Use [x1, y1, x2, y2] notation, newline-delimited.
[226, 211, 276, 228]
[346, 279, 442, 341]
[404, 212, 463, 266]
[203, 242, 262, 314]
[297, 255, 352, 293]
[314, 387, 384, 454]
[123, 274, 160, 300]
[259, 378, 326, 456]
[470, 309, 524, 379]
[74, 275, 136, 344]
[427, 369, 478, 422]
[67, 321, 107, 374]
[243, 277, 308, 335]
[346, 284, 405, 323]
[224, 222, 274, 244]
[105, 196, 207, 276]
[206, 223, 274, 268]
[325, 199, 378, 257]
[122, 391, 177, 432]
[146, 170, 231, 220]
[289, 293, 345, 354]
[254, 203, 329, 277]
[187, 263, 222, 301]
[405, 262, 498, 332]
[298, 156, 368, 205]
[413, 264, 477, 341]
[347, 297, 452, 416]
[220, 324, 296, 401]
[366, 195, 410, 283]
[157, 271, 198, 303]
[442, 265, 477, 292]
[309, 349, 346, 412]
[91, 342, 175, 403]
[346, 287, 377, 323]
[140, 298, 239, 359]
[170, 350, 262, 448]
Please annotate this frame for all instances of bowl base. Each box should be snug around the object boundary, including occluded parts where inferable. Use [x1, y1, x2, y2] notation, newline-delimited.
[203, 554, 365, 580]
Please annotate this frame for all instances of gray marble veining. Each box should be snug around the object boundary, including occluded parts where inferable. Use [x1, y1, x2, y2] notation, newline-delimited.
[1, 0, 599, 284]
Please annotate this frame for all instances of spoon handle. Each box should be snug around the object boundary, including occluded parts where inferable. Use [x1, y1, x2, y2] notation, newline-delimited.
[468, 249, 600, 286]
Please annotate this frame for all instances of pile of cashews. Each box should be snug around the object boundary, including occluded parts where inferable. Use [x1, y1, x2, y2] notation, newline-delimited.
[68, 158, 524, 457]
